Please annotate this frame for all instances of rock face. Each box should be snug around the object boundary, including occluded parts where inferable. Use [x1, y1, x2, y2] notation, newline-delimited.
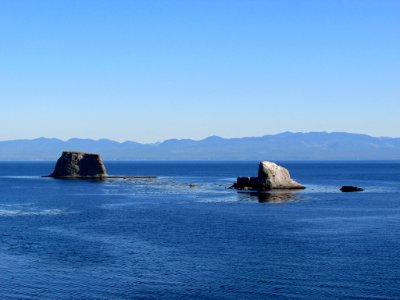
[231, 161, 305, 190]
[340, 186, 364, 192]
[258, 161, 305, 190]
[49, 151, 108, 178]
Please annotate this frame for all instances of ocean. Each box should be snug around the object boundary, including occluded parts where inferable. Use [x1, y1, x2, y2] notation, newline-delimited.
[0, 161, 399, 299]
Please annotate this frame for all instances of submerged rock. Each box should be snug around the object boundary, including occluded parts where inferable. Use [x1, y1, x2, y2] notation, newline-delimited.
[231, 161, 305, 190]
[49, 151, 108, 178]
[340, 186, 364, 192]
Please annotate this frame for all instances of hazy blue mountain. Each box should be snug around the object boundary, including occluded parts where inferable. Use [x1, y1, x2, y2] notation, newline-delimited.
[0, 132, 399, 161]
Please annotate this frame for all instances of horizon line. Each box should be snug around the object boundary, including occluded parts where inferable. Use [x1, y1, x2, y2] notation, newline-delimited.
[0, 130, 399, 144]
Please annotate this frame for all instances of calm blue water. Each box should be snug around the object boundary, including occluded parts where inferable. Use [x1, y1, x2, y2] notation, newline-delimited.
[0, 161, 400, 299]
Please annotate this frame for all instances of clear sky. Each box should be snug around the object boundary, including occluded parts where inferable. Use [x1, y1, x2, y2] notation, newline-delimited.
[0, 0, 399, 142]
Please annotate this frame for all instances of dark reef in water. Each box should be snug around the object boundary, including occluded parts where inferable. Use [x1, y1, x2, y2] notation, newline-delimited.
[340, 186, 364, 192]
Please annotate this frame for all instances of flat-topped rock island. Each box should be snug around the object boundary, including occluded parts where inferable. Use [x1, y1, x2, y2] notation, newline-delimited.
[46, 151, 155, 179]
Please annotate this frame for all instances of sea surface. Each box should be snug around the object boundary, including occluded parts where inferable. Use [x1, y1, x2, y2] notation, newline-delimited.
[0, 161, 400, 299]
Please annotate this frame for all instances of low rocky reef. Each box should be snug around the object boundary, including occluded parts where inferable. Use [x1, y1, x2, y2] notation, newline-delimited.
[230, 161, 305, 191]
[46, 153, 365, 194]
[340, 185, 364, 192]
[48, 151, 108, 178]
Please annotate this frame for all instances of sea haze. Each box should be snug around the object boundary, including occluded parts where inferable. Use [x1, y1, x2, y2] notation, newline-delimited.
[1, 132, 400, 160]
[0, 161, 400, 299]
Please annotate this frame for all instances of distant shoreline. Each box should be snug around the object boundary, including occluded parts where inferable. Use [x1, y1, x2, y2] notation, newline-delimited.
[1, 160, 400, 163]
[1, 132, 400, 160]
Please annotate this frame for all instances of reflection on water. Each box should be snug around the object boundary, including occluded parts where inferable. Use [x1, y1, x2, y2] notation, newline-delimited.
[254, 191, 298, 203]
[239, 190, 299, 203]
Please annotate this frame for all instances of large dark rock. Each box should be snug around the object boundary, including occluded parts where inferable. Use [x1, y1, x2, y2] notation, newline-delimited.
[49, 151, 108, 178]
[340, 186, 364, 192]
[231, 161, 305, 190]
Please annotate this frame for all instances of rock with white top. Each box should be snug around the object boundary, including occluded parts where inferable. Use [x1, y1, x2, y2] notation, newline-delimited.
[258, 161, 305, 190]
[231, 161, 305, 190]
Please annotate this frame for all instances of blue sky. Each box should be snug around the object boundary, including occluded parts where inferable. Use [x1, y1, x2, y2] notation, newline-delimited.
[0, 0, 399, 142]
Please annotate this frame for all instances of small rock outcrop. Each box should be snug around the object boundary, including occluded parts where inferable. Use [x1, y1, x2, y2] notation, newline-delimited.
[49, 151, 108, 178]
[231, 161, 305, 190]
[231, 177, 263, 190]
[340, 186, 364, 192]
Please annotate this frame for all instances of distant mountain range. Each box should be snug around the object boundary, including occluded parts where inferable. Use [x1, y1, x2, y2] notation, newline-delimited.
[1, 132, 400, 161]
